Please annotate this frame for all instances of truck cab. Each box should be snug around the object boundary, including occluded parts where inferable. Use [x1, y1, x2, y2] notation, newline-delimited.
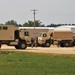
[19, 29, 31, 45]
[38, 32, 51, 47]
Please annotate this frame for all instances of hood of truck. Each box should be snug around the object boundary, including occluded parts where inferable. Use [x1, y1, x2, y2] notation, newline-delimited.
[38, 37, 43, 41]
[38, 37, 46, 44]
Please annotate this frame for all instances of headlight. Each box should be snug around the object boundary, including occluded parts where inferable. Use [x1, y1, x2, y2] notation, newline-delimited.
[38, 37, 42, 41]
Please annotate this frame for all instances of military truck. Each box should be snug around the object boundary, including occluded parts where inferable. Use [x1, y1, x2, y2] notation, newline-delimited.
[38, 30, 75, 47]
[0, 25, 31, 49]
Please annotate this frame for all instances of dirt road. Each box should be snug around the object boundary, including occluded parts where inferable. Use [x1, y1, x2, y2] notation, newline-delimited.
[1, 45, 75, 55]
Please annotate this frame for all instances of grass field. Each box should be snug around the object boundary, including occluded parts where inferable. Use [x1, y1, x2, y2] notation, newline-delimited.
[0, 51, 75, 75]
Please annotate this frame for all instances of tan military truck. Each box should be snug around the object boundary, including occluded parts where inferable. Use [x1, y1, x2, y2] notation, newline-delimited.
[0, 25, 31, 49]
[38, 30, 75, 47]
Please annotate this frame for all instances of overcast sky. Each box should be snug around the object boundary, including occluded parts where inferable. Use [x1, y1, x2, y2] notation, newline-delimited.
[0, 0, 75, 25]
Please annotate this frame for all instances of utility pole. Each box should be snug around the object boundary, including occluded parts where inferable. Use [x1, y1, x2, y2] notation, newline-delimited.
[31, 9, 38, 29]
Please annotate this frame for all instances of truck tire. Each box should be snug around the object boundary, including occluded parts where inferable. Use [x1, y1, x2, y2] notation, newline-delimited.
[15, 45, 19, 49]
[64, 42, 72, 47]
[45, 42, 51, 47]
[64, 42, 69, 47]
[60, 41, 71, 47]
[60, 43, 64, 47]
[19, 41, 27, 49]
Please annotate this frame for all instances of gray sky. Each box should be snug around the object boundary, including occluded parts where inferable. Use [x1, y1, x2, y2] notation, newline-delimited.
[0, 0, 75, 25]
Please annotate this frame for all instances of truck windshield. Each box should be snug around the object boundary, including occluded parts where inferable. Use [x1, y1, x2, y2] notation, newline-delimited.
[39, 33, 43, 37]
[24, 32, 29, 36]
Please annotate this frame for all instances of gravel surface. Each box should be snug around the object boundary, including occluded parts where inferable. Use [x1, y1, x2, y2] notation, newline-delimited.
[1, 45, 75, 55]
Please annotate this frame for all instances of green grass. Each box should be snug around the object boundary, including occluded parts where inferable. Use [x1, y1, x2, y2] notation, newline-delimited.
[0, 51, 75, 75]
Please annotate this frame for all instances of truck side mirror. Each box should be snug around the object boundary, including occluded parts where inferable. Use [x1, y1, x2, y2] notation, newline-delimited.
[50, 33, 53, 37]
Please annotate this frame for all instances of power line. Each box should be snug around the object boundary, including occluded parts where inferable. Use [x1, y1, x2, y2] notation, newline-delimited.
[31, 9, 38, 29]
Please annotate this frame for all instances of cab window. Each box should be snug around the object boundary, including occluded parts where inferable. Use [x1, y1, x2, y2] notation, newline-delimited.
[3, 27, 8, 30]
[24, 32, 29, 36]
[50, 32, 53, 37]
[43, 34, 47, 37]
[39, 33, 43, 37]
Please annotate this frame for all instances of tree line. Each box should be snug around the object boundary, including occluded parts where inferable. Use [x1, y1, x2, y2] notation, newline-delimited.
[3, 20, 75, 27]
[5, 20, 45, 27]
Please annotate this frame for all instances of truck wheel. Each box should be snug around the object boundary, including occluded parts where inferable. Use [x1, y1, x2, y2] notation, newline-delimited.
[45, 42, 50, 47]
[60, 42, 64, 47]
[15, 45, 19, 49]
[19, 42, 27, 49]
[64, 42, 70, 47]
[64, 43, 69, 47]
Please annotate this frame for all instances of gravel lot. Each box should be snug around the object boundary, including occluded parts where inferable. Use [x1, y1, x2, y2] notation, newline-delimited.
[1, 45, 75, 55]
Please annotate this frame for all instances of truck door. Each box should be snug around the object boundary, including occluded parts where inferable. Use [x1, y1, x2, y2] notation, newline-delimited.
[15, 30, 19, 39]
[38, 33, 47, 42]
[24, 31, 31, 44]
[42, 34, 47, 40]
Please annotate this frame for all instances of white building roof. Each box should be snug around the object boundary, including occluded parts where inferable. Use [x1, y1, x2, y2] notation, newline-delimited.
[19, 26, 75, 31]
[54, 26, 72, 31]
[65, 26, 75, 28]
[19, 27, 54, 30]
[65, 26, 75, 33]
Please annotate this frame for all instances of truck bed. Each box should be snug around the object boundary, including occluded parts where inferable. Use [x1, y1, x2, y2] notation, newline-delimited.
[53, 31, 73, 41]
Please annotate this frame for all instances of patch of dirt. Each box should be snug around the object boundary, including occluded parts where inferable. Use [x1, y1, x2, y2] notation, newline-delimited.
[1, 45, 75, 55]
